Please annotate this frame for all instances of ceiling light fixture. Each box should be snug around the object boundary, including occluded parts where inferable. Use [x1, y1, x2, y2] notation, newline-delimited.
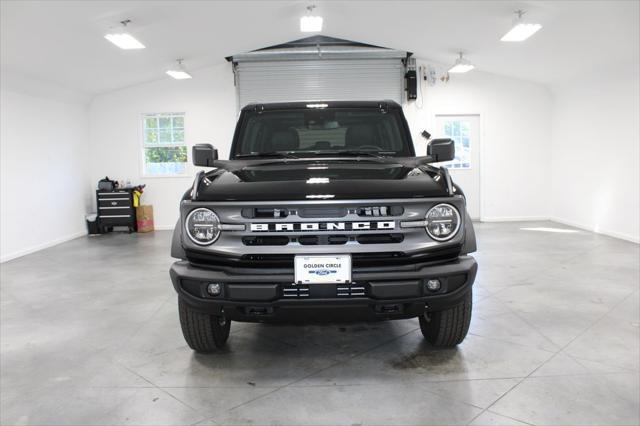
[166, 59, 192, 80]
[300, 5, 323, 32]
[448, 52, 474, 74]
[501, 10, 542, 42]
[104, 20, 146, 50]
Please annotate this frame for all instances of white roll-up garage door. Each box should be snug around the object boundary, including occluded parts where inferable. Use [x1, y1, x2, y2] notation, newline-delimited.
[233, 51, 407, 108]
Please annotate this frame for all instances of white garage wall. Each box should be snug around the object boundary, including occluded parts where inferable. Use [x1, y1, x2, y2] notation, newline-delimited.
[0, 83, 90, 262]
[550, 62, 640, 243]
[88, 63, 237, 229]
[404, 64, 553, 221]
[88, 60, 553, 229]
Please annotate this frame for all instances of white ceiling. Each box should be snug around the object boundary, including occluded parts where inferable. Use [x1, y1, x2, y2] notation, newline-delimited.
[1, 0, 638, 96]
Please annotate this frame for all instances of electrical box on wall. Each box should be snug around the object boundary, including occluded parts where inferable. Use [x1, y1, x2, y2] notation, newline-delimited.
[405, 57, 417, 100]
[405, 69, 417, 100]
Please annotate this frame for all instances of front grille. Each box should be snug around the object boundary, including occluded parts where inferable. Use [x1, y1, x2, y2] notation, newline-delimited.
[241, 233, 403, 246]
[242, 208, 289, 218]
[181, 197, 465, 264]
[186, 246, 461, 271]
[356, 233, 404, 244]
[242, 236, 289, 246]
[356, 206, 404, 217]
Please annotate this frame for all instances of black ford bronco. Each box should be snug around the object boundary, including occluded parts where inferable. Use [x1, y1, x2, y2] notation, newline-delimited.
[170, 101, 477, 352]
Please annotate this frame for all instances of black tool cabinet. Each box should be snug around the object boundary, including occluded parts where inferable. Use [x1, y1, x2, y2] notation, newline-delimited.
[96, 189, 137, 233]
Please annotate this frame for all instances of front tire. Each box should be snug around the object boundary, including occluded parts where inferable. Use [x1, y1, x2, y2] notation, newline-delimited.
[419, 290, 472, 347]
[179, 300, 230, 353]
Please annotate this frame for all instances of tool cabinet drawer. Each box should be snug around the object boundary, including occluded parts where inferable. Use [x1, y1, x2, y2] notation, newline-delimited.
[97, 207, 132, 216]
[99, 215, 134, 226]
[98, 198, 131, 208]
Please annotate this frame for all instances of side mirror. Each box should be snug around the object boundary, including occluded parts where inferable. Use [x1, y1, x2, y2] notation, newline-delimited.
[427, 138, 455, 163]
[192, 143, 218, 167]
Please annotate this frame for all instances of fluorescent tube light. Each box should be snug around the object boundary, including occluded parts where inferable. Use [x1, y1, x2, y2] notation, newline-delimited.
[166, 70, 192, 80]
[166, 59, 192, 80]
[501, 11, 542, 42]
[104, 20, 145, 49]
[448, 63, 475, 73]
[300, 5, 322, 32]
[448, 53, 474, 74]
[300, 16, 323, 32]
[104, 32, 145, 50]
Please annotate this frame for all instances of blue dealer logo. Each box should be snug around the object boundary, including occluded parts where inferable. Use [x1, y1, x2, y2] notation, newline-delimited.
[309, 269, 337, 276]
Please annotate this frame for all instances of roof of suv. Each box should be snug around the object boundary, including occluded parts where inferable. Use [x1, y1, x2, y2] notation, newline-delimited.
[240, 100, 402, 111]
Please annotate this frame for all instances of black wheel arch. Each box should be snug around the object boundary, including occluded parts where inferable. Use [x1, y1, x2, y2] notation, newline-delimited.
[461, 211, 477, 254]
[171, 219, 187, 260]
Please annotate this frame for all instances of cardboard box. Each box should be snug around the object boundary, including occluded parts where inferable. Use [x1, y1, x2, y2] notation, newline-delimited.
[136, 205, 154, 233]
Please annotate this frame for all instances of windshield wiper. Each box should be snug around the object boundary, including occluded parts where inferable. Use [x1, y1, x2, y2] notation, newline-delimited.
[235, 151, 299, 159]
[323, 150, 396, 159]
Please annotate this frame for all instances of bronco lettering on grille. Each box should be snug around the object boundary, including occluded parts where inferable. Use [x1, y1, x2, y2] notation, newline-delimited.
[250, 221, 395, 232]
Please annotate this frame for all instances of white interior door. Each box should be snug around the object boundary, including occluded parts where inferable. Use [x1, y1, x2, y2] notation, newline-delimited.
[434, 115, 481, 219]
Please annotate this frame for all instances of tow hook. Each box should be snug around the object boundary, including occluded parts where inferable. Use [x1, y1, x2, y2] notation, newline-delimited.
[376, 304, 402, 314]
[245, 306, 274, 316]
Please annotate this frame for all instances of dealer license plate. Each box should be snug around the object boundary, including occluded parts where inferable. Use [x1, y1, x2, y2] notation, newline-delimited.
[294, 255, 352, 284]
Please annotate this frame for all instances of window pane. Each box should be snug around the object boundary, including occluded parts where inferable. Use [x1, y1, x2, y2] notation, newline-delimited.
[142, 113, 186, 175]
[172, 116, 184, 128]
[145, 146, 187, 163]
[145, 129, 158, 143]
[145, 117, 158, 129]
[159, 117, 172, 129]
[159, 129, 172, 143]
[173, 129, 184, 142]
[441, 119, 471, 170]
[144, 146, 188, 175]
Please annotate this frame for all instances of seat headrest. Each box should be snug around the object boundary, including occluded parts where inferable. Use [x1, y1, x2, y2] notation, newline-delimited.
[268, 129, 299, 152]
[345, 124, 375, 148]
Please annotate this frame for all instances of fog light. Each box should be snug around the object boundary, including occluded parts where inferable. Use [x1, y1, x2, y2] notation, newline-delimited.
[426, 279, 441, 292]
[206, 283, 222, 296]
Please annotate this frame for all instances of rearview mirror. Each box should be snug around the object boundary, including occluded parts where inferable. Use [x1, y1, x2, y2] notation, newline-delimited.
[192, 144, 218, 167]
[427, 138, 455, 163]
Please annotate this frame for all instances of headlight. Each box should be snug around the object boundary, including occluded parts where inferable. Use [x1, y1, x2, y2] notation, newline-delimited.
[425, 203, 461, 241]
[185, 208, 221, 245]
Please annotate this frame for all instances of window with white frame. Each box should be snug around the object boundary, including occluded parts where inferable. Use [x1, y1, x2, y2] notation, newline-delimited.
[441, 119, 471, 169]
[142, 113, 188, 176]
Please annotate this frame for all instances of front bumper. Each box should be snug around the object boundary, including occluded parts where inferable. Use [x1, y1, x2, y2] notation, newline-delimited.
[170, 256, 477, 322]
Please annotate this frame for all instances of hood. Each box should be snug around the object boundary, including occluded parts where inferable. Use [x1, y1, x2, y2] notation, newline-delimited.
[196, 158, 450, 202]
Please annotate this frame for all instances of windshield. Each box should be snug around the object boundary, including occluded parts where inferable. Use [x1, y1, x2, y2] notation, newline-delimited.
[233, 107, 413, 158]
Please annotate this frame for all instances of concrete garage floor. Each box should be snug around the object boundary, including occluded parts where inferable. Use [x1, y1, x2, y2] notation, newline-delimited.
[1, 221, 638, 426]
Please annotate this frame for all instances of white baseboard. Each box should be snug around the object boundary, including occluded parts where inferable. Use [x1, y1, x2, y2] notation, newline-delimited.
[153, 225, 175, 231]
[549, 217, 640, 244]
[479, 216, 549, 223]
[1, 230, 87, 263]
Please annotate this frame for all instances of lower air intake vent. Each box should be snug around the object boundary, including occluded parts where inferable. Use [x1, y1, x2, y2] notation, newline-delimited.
[337, 285, 366, 297]
[282, 286, 310, 298]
